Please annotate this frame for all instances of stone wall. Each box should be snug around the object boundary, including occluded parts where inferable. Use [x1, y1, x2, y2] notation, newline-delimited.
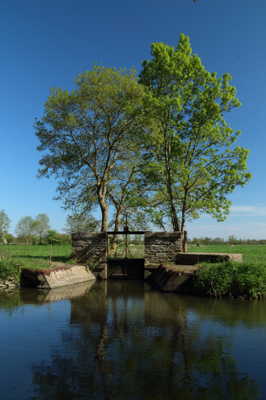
[144, 232, 183, 268]
[72, 232, 108, 279]
[72, 231, 186, 278]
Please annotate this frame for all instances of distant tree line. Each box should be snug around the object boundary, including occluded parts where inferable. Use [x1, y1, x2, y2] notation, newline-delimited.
[190, 236, 266, 245]
[0, 210, 100, 245]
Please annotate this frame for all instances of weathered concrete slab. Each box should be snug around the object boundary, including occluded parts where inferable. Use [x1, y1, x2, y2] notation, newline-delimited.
[21, 263, 96, 289]
[175, 252, 243, 265]
[147, 265, 196, 293]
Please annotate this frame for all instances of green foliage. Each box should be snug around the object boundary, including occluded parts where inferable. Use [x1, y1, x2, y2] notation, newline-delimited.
[64, 214, 100, 233]
[0, 210, 11, 243]
[194, 262, 236, 297]
[34, 214, 50, 243]
[44, 230, 70, 245]
[234, 263, 266, 299]
[194, 262, 266, 299]
[36, 66, 145, 232]
[16, 214, 50, 244]
[5, 233, 15, 243]
[34, 36, 251, 234]
[0, 259, 20, 282]
[139, 34, 251, 231]
[16, 216, 36, 244]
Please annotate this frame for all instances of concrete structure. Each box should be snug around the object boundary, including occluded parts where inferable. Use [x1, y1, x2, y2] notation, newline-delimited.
[147, 264, 196, 292]
[21, 263, 96, 289]
[72, 232, 108, 279]
[72, 231, 185, 279]
[71, 232, 242, 281]
[175, 252, 243, 264]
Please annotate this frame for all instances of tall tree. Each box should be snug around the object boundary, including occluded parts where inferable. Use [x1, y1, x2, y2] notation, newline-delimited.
[16, 216, 35, 244]
[0, 210, 10, 243]
[36, 66, 145, 232]
[34, 213, 50, 244]
[64, 214, 100, 234]
[140, 34, 251, 232]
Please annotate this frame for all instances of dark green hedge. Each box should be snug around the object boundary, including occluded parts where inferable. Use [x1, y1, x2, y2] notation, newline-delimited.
[0, 260, 20, 282]
[193, 262, 266, 299]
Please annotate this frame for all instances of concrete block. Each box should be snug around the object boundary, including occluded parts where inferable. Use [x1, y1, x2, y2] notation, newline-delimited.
[21, 263, 96, 289]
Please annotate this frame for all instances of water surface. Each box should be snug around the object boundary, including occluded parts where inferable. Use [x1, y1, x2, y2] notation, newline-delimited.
[0, 281, 265, 399]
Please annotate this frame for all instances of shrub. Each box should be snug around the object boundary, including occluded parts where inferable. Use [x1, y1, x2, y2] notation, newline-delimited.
[232, 263, 266, 299]
[194, 262, 236, 297]
[194, 262, 266, 299]
[0, 259, 20, 282]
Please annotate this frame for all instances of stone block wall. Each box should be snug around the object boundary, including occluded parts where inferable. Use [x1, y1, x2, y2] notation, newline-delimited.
[144, 232, 183, 268]
[72, 231, 186, 278]
[72, 232, 108, 279]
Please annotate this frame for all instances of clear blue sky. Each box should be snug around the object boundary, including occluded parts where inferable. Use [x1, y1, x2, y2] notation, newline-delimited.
[1, 0, 266, 238]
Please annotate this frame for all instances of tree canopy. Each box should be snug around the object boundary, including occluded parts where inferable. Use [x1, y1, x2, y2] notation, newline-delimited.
[64, 214, 100, 234]
[0, 210, 10, 243]
[139, 34, 251, 232]
[36, 66, 145, 232]
[16, 214, 50, 244]
[36, 35, 251, 234]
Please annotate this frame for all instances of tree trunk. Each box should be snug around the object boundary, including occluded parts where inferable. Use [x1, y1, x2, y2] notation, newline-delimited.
[162, 129, 180, 232]
[113, 206, 122, 232]
[99, 201, 109, 232]
[98, 186, 109, 232]
[165, 175, 180, 231]
[109, 206, 122, 255]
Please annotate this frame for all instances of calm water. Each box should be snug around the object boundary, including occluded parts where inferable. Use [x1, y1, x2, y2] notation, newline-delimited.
[0, 280, 266, 400]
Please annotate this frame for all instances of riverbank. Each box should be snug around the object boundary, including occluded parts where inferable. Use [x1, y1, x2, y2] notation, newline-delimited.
[0, 260, 20, 289]
[1, 244, 266, 299]
[148, 261, 266, 299]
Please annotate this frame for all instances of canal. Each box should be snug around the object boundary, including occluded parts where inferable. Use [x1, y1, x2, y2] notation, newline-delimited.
[0, 280, 265, 399]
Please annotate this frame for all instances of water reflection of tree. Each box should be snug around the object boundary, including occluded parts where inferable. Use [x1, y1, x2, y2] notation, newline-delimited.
[31, 282, 260, 400]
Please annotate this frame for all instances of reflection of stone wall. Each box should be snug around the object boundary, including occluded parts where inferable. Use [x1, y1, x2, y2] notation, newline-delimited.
[144, 232, 183, 268]
[72, 233, 108, 279]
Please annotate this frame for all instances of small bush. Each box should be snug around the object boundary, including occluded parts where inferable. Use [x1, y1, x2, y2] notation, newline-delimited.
[194, 262, 236, 297]
[194, 262, 266, 299]
[0, 260, 20, 282]
[232, 263, 266, 299]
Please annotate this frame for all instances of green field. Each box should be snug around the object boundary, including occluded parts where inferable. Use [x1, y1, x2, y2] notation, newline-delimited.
[189, 244, 266, 264]
[0, 244, 72, 269]
[1, 243, 266, 270]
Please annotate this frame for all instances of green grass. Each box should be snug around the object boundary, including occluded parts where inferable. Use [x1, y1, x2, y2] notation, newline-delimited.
[188, 244, 266, 298]
[193, 261, 266, 299]
[188, 244, 266, 264]
[0, 244, 72, 270]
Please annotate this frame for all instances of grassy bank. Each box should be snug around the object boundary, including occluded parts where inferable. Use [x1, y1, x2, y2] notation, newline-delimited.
[188, 244, 266, 299]
[1, 243, 266, 299]
[193, 261, 266, 299]
[189, 244, 266, 264]
[0, 244, 72, 270]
